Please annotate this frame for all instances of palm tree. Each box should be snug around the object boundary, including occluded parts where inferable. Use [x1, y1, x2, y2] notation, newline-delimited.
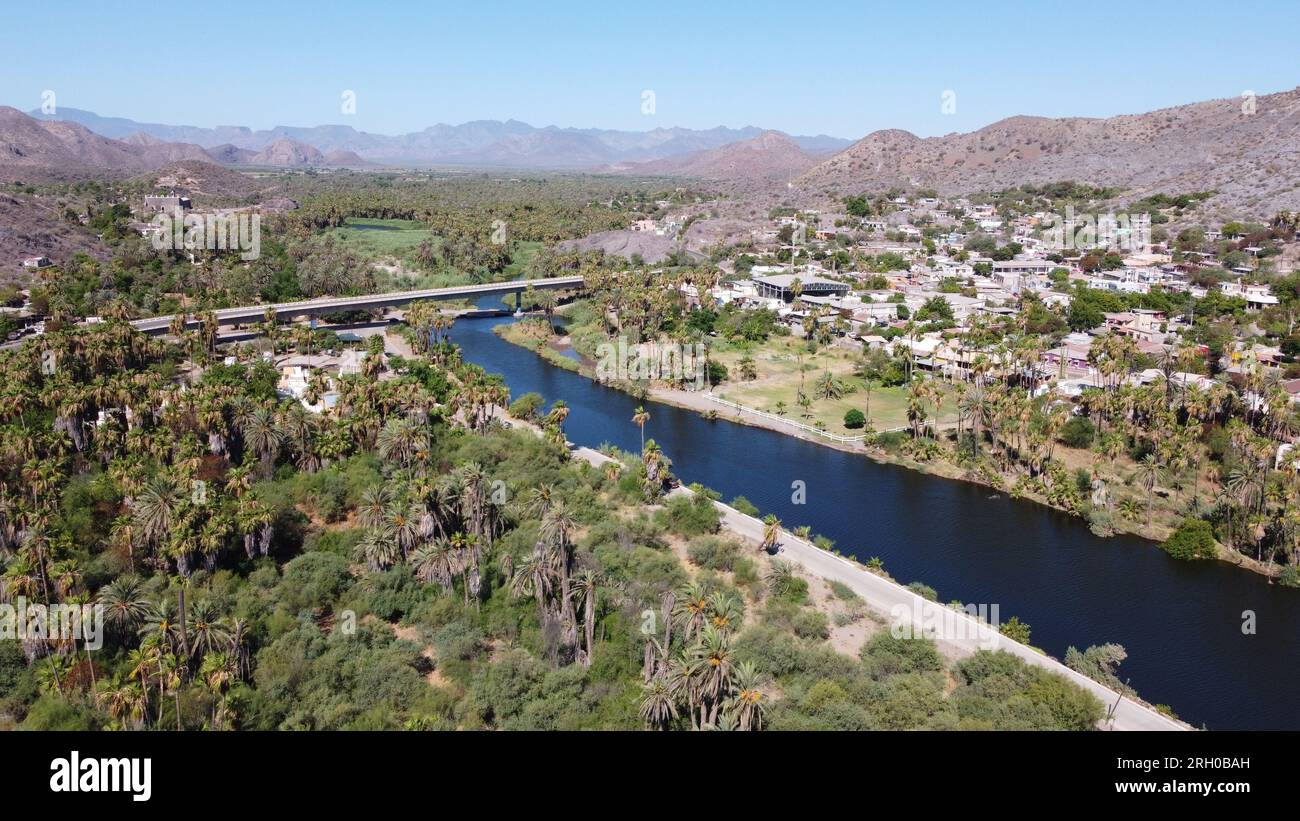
[673, 581, 710, 643]
[360, 529, 399, 572]
[132, 475, 182, 564]
[411, 538, 458, 594]
[97, 576, 152, 638]
[760, 514, 781, 553]
[160, 652, 186, 731]
[95, 673, 146, 730]
[377, 416, 425, 470]
[238, 406, 284, 474]
[632, 405, 650, 453]
[815, 371, 847, 400]
[738, 354, 757, 381]
[570, 569, 599, 667]
[764, 559, 801, 597]
[541, 501, 579, 647]
[357, 485, 391, 531]
[1138, 453, 1164, 533]
[639, 678, 677, 730]
[200, 652, 234, 729]
[185, 600, 231, 659]
[727, 660, 765, 730]
[687, 625, 734, 727]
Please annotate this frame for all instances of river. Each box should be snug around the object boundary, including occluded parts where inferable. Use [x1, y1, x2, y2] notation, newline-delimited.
[448, 301, 1299, 729]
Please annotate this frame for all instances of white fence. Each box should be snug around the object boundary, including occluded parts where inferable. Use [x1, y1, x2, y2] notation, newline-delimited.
[705, 395, 895, 443]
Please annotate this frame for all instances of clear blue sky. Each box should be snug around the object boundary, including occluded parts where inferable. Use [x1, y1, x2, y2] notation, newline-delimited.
[5, 0, 1298, 138]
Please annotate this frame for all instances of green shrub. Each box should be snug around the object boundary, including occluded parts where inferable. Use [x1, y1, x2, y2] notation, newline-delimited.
[791, 608, 830, 640]
[656, 493, 721, 536]
[907, 581, 938, 601]
[860, 631, 944, 677]
[729, 495, 760, 517]
[999, 616, 1032, 645]
[828, 580, 861, 602]
[1162, 518, 1218, 561]
[1279, 565, 1300, 588]
[843, 408, 866, 429]
[876, 431, 906, 452]
[508, 392, 545, 420]
[686, 536, 741, 571]
[1058, 416, 1095, 448]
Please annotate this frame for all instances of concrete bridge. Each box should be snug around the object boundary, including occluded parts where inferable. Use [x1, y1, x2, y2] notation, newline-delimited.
[128, 275, 585, 335]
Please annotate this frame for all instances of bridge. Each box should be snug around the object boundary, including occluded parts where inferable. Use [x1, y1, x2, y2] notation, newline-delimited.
[128, 275, 585, 335]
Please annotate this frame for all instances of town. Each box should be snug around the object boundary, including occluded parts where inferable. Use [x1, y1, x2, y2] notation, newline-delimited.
[0, 2, 1297, 761]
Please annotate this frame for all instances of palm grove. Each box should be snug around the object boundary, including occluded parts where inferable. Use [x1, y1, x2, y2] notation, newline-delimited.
[0, 308, 1104, 730]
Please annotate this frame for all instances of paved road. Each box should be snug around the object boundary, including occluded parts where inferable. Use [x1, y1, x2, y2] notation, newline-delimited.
[128, 275, 584, 334]
[566, 442, 1187, 731]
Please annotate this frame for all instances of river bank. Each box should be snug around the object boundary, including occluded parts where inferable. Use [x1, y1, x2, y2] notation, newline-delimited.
[450, 301, 1300, 729]
[492, 318, 1281, 583]
[486, 395, 1186, 730]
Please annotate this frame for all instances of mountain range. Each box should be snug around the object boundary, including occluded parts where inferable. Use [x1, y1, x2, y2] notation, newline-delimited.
[22, 107, 852, 169]
[7, 88, 1300, 215]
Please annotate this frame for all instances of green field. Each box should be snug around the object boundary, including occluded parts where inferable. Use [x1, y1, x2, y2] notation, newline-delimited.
[325, 219, 541, 281]
[326, 218, 437, 255]
[712, 335, 955, 434]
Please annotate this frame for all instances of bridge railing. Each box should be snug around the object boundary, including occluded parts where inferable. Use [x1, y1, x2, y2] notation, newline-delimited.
[130, 276, 585, 329]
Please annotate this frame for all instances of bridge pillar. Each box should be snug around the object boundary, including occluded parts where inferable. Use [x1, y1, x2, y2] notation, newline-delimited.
[514, 291, 522, 314]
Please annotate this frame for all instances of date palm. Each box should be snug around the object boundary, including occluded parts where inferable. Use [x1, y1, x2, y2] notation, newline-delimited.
[357, 485, 392, 531]
[238, 406, 284, 474]
[706, 591, 743, 634]
[378, 416, 425, 470]
[570, 569, 599, 667]
[639, 678, 678, 730]
[672, 581, 710, 643]
[360, 529, 399, 572]
[687, 625, 734, 727]
[132, 475, 182, 562]
[727, 660, 765, 731]
[186, 600, 231, 659]
[411, 537, 459, 594]
[97, 576, 152, 637]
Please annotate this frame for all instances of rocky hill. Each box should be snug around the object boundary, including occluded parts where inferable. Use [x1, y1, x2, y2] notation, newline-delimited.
[608, 130, 819, 181]
[793, 87, 1300, 214]
[0, 107, 210, 179]
[248, 137, 326, 167]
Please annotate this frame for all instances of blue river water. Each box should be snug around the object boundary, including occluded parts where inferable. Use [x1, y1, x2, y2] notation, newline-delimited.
[449, 300, 1299, 729]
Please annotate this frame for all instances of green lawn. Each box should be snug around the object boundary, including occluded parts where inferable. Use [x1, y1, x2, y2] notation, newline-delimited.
[712, 336, 955, 434]
[326, 218, 437, 256]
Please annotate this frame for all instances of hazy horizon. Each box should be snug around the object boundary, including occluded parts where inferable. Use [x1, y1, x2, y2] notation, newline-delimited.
[7, 0, 1300, 140]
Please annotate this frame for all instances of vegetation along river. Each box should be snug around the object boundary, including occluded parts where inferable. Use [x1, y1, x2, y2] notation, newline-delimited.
[449, 300, 1300, 730]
